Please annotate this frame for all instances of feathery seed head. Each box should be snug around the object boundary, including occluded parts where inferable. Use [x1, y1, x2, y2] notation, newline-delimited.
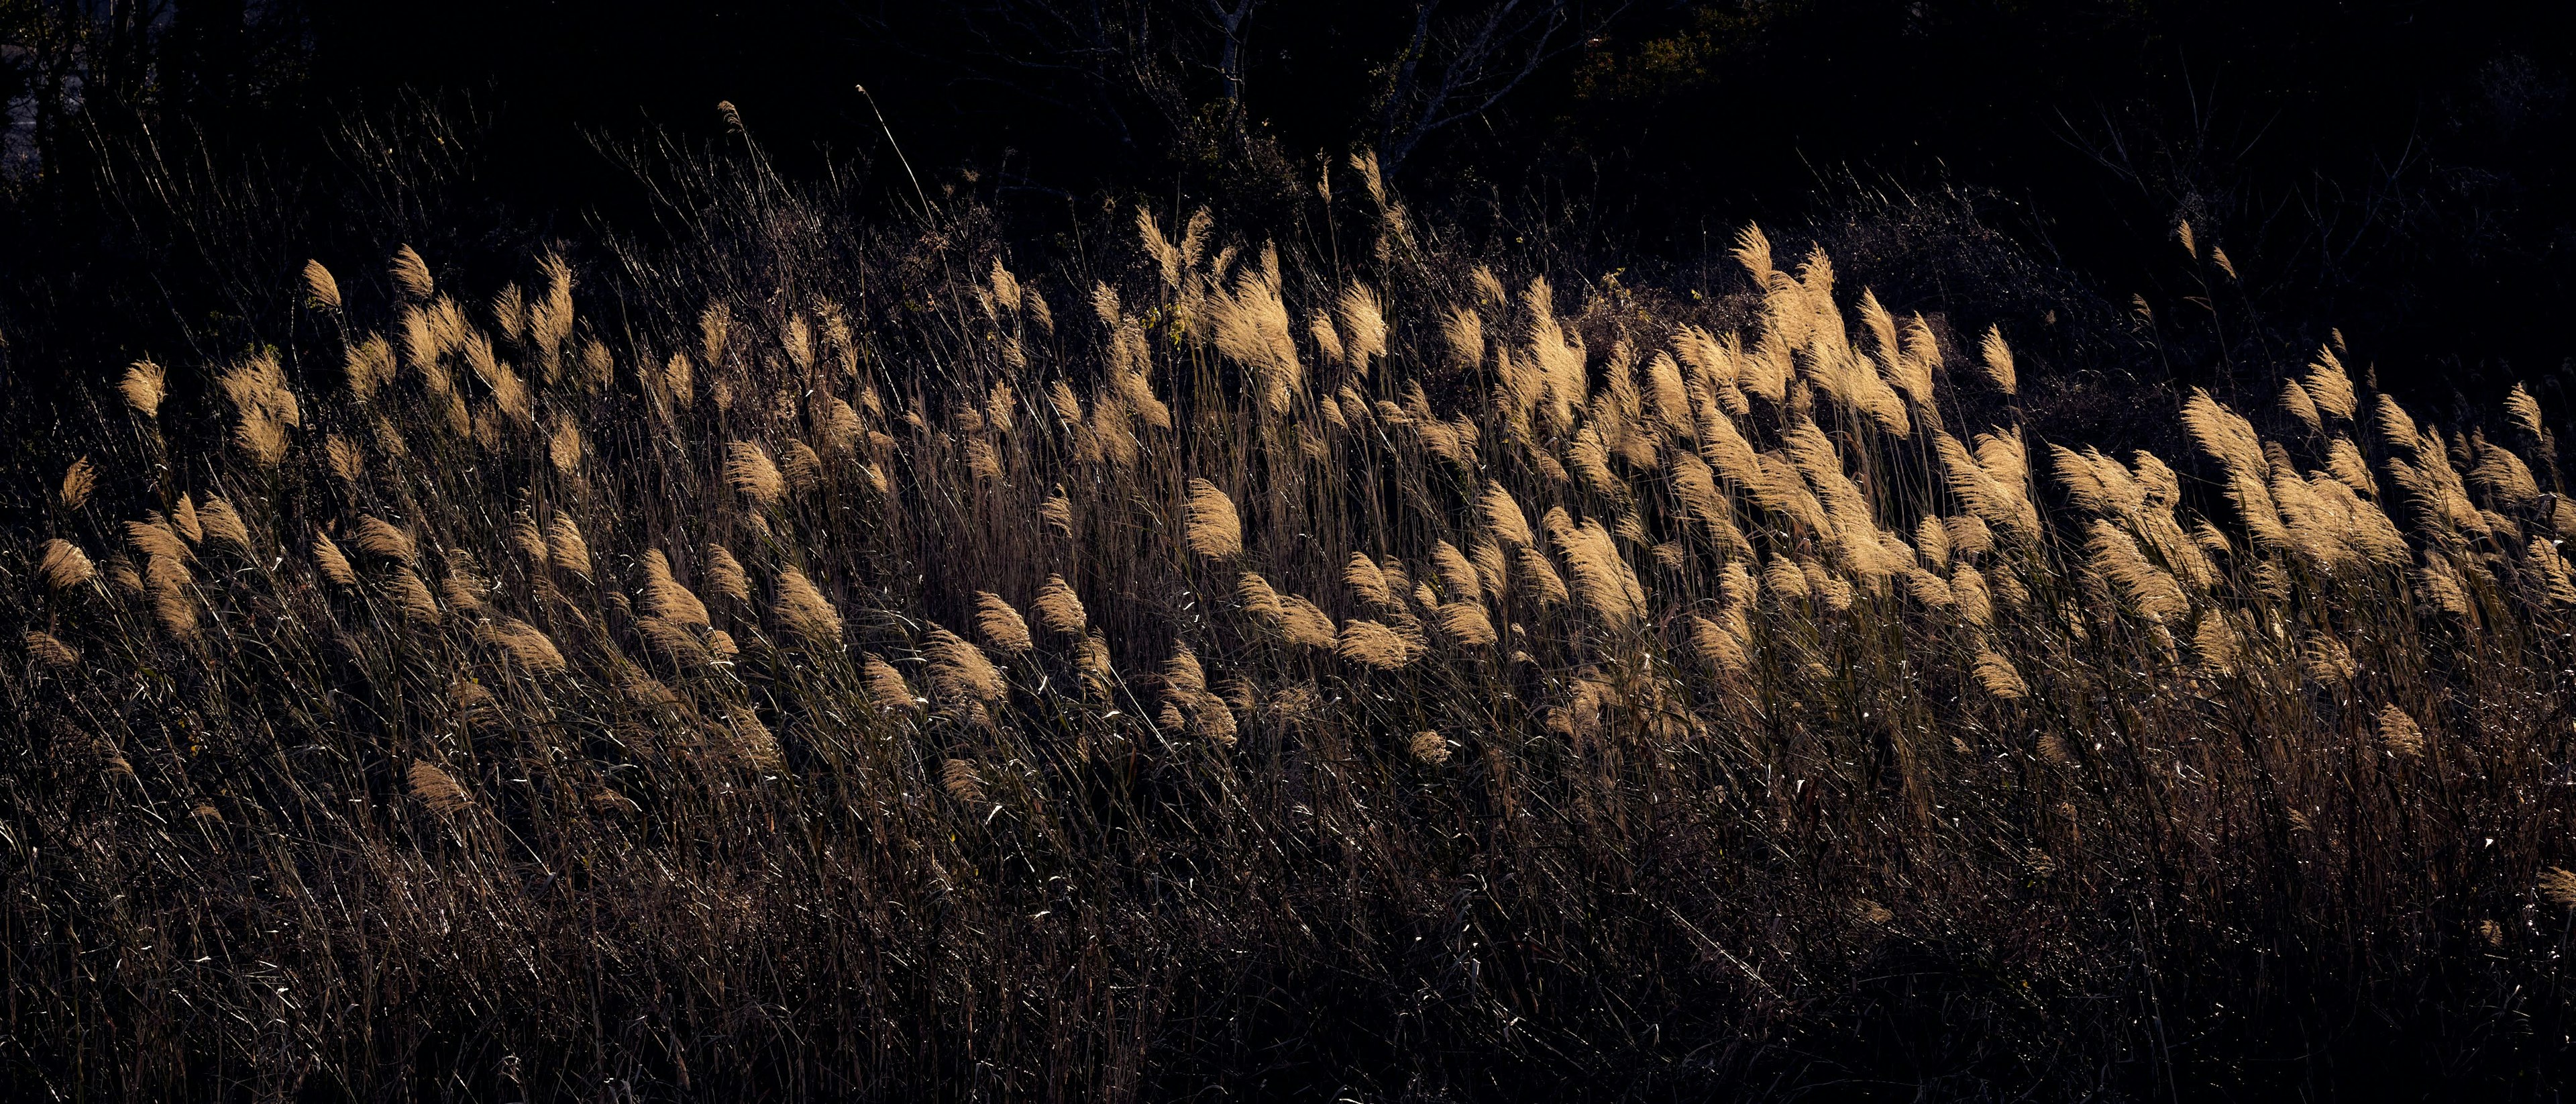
[1279, 595, 1340, 649]
[975, 591, 1034, 653]
[1346, 552, 1395, 609]
[2378, 705, 2424, 758]
[197, 498, 250, 550]
[354, 515, 415, 564]
[1034, 574, 1087, 636]
[1408, 732, 1452, 765]
[727, 441, 786, 507]
[39, 539, 96, 593]
[24, 631, 78, 669]
[1337, 619, 1415, 670]
[127, 519, 191, 565]
[391, 245, 435, 301]
[2506, 383, 2544, 440]
[545, 517, 591, 577]
[863, 653, 918, 710]
[59, 457, 95, 511]
[146, 553, 197, 639]
[120, 360, 166, 418]
[303, 259, 341, 312]
[926, 627, 1006, 703]
[479, 617, 568, 674]
[942, 758, 987, 803]
[705, 545, 750, 603]
[1978, 327, 2017, 395]
[1436, 602, 1499, 647]
[387, 568, 442, 625]
[2540, 868, 2576, 909]
[1183, 479, 1243, 558]
[2304, 348, 2357, 421]
[773, 568, 845, 648]
[408, 760, 472, 814]
[1974, 650, 2029, 700]
[313, 532, 357, 587]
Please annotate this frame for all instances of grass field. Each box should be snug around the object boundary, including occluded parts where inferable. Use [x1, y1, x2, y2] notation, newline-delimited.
[7, 144, 2576, 1100]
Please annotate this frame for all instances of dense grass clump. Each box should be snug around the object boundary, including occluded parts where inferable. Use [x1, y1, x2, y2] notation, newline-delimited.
[7, 150, 2576, 1101]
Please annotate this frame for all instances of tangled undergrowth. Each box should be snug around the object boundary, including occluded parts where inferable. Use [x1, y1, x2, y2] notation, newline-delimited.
[8, 152, 2576, 1101]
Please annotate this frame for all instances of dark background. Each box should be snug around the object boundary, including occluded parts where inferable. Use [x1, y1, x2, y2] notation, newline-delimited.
[5, 0, 2572, 412]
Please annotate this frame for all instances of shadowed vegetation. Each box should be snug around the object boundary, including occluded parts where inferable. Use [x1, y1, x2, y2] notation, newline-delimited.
[6, 130, 2576, 1099]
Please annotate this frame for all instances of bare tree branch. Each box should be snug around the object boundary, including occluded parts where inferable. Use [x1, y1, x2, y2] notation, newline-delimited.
[1374, 0, 1623, 177]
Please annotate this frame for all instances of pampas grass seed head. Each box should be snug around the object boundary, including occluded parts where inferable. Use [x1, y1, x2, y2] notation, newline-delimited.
[1183, 479, 1243, 558]
[39, 539, 95, 593]
[2540, 868, 2576, 909]
[728, 441, 786, 507]
[642, 550, 710, 627]
[1974, 650, 2029, 700]
[391, 245, 435, 300]
[1436, 602, 1498, 646]
[1978, 326, 2017, 395]
[942, 758, 987, 803]
[773, 568, 844, 647]
[355, 515, 416, 564]
[127, 519, 190, 565]
[197, 497, 250, 551]
[24, 631, 78, 669]
[2378, 705, 2424, 757]
[388, 568, 443, 625]
[1034, 574, 1087, 636]
[313, 532, 357, 587]
[303, 259, 341, 312]
[59, 457, 95, 511]
[547, 517, 592, 577]
[479, 617, 567, 674]
[1408, 732, 1452, 765]
[705, 544, 750, 603]
[408, 760, 471, 814]
[975, 591, 1034, 653]
[1346, 552, 1394, 609]
[1278, 595, 1339, 650]
[1336, 619, 1413, 670]
[119, 360, 165, 417]
[926, 626, 1006, 703]
[863, 652, 918, 709]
